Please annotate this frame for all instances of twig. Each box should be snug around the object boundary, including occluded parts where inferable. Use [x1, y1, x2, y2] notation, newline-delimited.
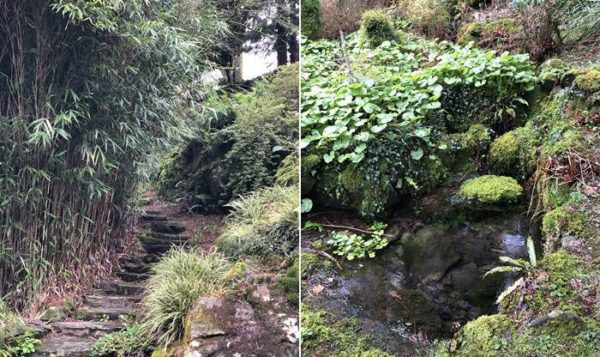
[304, 248, 342, 270]
[320, 223, 396, 238]
[339, 30, 355, 83]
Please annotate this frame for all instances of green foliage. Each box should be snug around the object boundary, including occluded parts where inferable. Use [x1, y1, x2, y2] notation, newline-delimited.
[140, 249, 232, 347]
[301, 30, 536, 216]
[326, 222, 388, 260]
[91, 323, 150, 357]
[155, 64, 299, 206]
[360, 10, 398, 48]
[216, 185, 299, 258]
[0, 0, 221, 306]
[301, 0, 322, 39]
[458, 175, 523, 204]
[301, 305, 394, 357]
[0, 330, 40, 357]
[0, 305, 40, 357]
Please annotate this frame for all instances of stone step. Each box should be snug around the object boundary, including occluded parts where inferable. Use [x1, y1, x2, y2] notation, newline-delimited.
[50, 320, 123, 338]
[31, 335, 96, 357]
[99, 281, 145, 296]
[77, 305, 133, 321]
[140, 232, 189, 244]
[116, 270, 151, 282]
[121, 260, 151, 274]
[148, 220, 186, 234]
[84, 294, 141, 308]
[140, 211, 167, 221]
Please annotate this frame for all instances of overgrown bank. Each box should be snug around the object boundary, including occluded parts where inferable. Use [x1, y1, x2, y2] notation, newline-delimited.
[300, 1, 599, 355]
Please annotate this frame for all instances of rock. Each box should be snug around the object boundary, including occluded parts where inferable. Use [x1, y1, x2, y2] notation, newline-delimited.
[183, 293, 296, 356]
[76, 305, 133, 321]
[140, 211, 167, 221]
[528, 310, 587, 336]
[31, 336, 96, 357]
[251, 284, 271, 303]
[84, 294, 140, 308]
[51, 320, 123, 338]
[456, 175, 523, 210]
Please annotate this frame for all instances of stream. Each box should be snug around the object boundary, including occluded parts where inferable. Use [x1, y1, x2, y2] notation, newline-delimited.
[305, 185, 531, 353]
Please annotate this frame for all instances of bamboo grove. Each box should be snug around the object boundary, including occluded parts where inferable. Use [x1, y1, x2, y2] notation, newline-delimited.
[0, 0, 218, 308]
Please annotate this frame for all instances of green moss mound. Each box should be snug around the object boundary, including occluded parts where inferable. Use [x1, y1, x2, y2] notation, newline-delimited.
[457, 314, 515, 356]
[458, 175, 523, 204]
[489, 131, 519, 175]
[457, 18, 524, 53]
[301, 305, 394, 356]
[360, 9, 398, 48]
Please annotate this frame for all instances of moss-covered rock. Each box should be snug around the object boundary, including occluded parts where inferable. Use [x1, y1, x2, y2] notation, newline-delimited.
[301, 305, 394, 356]
[539, 58, 569, 91]
[542, 206, 589, 252]
[301, 154, 320, 195]
[572, 68, 600, 94]
[457, 314, 515, 356]
[457, 18, 524, 53]
[489, 131, 519, 175]
[458, 175, 523, 206]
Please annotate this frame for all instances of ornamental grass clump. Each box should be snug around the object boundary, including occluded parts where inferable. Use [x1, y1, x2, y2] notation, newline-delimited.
[216, 185, 299, 258]
[140, 249, 232, 347]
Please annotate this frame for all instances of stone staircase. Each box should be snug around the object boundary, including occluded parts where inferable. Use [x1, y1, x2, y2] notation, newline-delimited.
[30, 209, 189, 356]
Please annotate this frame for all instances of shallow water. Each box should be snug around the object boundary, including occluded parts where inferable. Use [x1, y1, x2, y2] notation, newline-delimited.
[305, 187, 530, 353]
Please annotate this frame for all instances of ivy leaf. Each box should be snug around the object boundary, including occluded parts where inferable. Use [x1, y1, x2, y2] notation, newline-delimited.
[410, 148, 424, 160]
[413, 128, 430, 138]
[371, 124, 386, 133]
[301, 199, 313, 213]
[323, 152, 334, 163]
[376, 113, 395, 124]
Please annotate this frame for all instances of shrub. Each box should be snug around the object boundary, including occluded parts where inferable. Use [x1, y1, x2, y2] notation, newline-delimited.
[140, 249, 232, 347]
[399, 0, 451, 39]
[155, 63, 298, 206]
[216, 185, 299, 258]
[319, 0, 389, 39]
[360, 9, 398, 47]
[301, 0, 321, 39]
[91, 324, 150, 357]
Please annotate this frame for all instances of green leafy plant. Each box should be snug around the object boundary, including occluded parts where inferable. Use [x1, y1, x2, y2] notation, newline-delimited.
[0, 330, 41, 357]
[91, 323, 149, 357]
[327, 222, 388, 260]
[485, 237, 537, 304]
[140, 249, 232, 347]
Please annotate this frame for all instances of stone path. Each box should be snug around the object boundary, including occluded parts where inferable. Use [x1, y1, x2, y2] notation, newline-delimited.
[30, 209, 190, 356]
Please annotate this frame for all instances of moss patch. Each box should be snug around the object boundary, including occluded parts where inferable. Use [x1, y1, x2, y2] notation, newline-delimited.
[458, 175, 523, 205]
[457, 18, 524, 52]
[457, 314, 515, 356]
[489, 131, 519, 176]
[301, 305, 394, 356]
